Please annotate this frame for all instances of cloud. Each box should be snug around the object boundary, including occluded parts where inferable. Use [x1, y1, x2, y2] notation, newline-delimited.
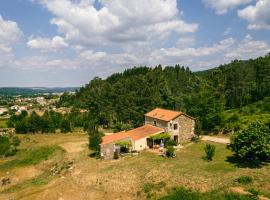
[79, 50, 107, 63]
[238, 0, 270, 30]
[36, 0, 198, 46]
[0, 15, 22, 56]
[203, 0, 252, 14]
[0, 15, 22, 43]
[225, 34, 270, 59]
[145, 36, 269, 70]
[27, 36, 69, 51]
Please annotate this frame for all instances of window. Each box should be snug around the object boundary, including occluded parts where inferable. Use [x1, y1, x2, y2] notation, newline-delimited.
[154, 120, 157, 126]
[170, 123, 172, 128]
[173, 123, 178, 130]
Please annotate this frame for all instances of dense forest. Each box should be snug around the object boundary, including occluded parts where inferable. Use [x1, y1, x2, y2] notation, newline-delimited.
[60, 54, 270, 133]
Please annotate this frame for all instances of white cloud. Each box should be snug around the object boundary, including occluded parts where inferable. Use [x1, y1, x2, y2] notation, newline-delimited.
[27, 36, 69, 51]
[176, 37, 195, 47]
[149, 38, 236, 67]
[203, 0, 252, 14]
[226, 34, 270, 59]
[0, 15, 22, 56]
[238, 0, 270, 30]
[141, 36, 269, 70]
[0, 15, 22, 43]
[79, 50, 107, 63]
[36, 0, 198, 46]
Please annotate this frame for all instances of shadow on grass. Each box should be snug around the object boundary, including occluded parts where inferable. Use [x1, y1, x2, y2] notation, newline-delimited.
[226, 155, 267, 168]
[88, 151, 101, 159]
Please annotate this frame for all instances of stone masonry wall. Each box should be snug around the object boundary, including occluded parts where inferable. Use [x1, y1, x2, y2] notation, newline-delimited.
[177, 115, 195, 144]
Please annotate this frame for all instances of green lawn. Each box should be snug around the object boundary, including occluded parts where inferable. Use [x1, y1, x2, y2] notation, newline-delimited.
[0, 145, 64, 171]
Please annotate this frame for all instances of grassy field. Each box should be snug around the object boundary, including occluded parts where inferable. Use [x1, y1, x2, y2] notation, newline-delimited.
[0, 119, 7, 128]
[0, 133, 269, 200]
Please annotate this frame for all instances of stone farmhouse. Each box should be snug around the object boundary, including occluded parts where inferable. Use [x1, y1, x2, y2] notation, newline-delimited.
[100, 108, 195, 159]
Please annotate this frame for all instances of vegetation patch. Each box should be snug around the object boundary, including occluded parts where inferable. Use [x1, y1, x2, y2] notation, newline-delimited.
[0, 119, 8, 128]
[237, 176, 253, 185]
[143, 181, 167, 194]
[4, 172, 52, 193]
[0, 145, 64, 171]
[159, 187, 258, 200]
[230, 121, 270, 165]
[203, 144, 216, 161]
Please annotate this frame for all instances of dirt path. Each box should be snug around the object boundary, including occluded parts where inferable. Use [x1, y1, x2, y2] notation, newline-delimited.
[201, 136, 230, 144]
[59, 141, 88, 153]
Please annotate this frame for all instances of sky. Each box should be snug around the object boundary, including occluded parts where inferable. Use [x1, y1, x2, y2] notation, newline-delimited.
[0, 0, 269, 87]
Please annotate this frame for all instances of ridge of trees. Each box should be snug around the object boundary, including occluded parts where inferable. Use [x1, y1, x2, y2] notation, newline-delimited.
[59, 54, 270, 133]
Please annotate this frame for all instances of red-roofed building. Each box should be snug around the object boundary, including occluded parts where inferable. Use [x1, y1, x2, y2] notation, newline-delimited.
[100, 108, 195, 159]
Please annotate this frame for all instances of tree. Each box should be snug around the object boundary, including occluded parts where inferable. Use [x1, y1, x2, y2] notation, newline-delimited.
[60, 118, 72, 133]
[0, 135, 10, 156]
[15, 118, 29, 134]
[86, 117, 103, 156]
[230, 121, 270, 163]
[204, 144, 215, 161]
[89, 131, 103, 151]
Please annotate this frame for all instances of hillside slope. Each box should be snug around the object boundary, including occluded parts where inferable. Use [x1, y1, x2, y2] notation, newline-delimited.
[60, 54, 270, 133]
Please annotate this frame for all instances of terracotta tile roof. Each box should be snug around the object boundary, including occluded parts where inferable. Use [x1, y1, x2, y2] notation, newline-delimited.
[101, 124, 164, 145]
[145, 108, 195, 121]
[128, 124, 164, 141]
[101, 131, 131, 145]
[145, 108, 182, 121]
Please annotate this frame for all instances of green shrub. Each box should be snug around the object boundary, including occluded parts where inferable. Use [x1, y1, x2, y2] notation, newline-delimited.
[0, 134, 21, 157]
[166, 146, 175, 158]
[247, 188, 259, 200]
[159, 187, 201, 200]
[204, 144, 215, 161]
[159, 187, 257, 200]
[191, 135, 201, 143]
[230, 121, 270, 163]
[237, 176, 253, 185]
[166, 139, 177, 147]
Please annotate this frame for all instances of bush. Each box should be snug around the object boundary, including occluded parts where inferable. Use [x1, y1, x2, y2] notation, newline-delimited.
[159, 187, 257, 200]
[191, 135, 201, 143]
[166, 146, 175, 158]
[0, 134, 21, 157]
[230, 121, 270, 163]
[237, 176, 253, 185]
[166, 139, 177, 147]
[247, 188, 259, 200]
[204, 144, 215, 161]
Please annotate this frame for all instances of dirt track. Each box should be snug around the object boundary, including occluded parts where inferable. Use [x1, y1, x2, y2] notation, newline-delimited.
[201, 136, 230, 144]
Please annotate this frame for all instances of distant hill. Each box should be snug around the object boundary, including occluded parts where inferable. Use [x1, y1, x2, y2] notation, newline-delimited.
[0, 87, 79, 96]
